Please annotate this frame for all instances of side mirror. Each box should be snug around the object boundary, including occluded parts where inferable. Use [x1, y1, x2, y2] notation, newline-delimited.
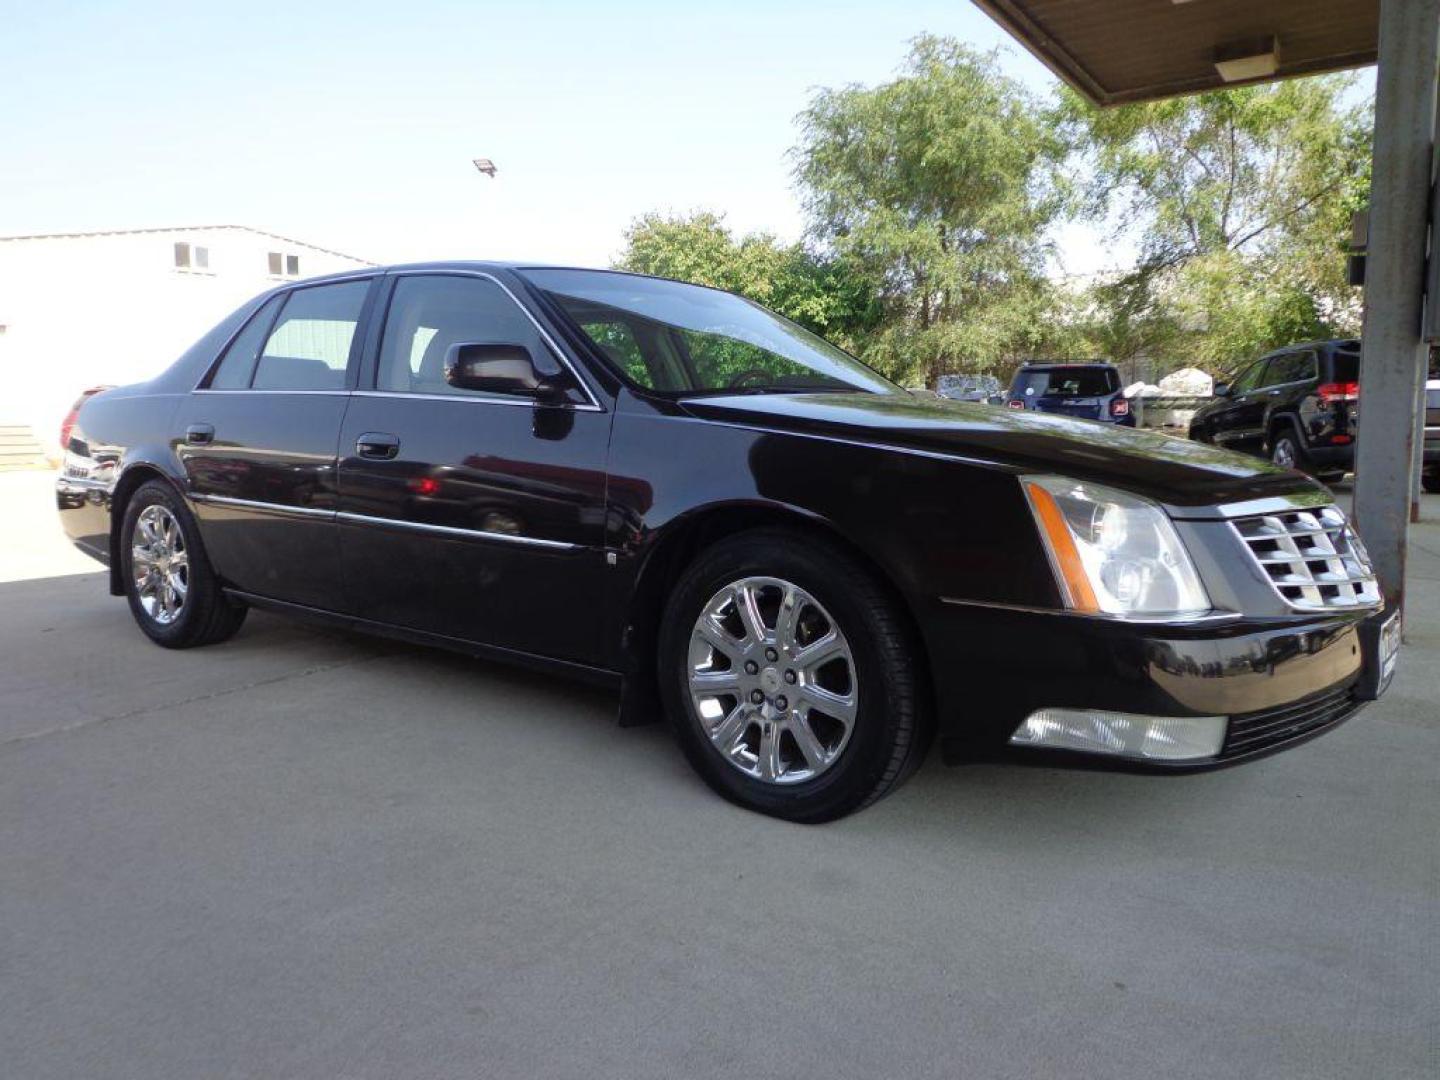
[443, 342, 575, 402]
[1213, 382, 1231, 398]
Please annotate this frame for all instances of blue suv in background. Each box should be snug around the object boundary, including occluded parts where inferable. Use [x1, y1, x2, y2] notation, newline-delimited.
[1005, 361, 1135, 426]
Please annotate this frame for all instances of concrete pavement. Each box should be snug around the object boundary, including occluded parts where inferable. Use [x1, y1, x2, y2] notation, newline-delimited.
[1, 470, 1436, 1079]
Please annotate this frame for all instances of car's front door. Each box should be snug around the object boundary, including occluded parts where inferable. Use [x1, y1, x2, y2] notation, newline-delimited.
[1212, 356, 1272, 453]
[179, 277, 376, 608]
[336, 271, 612, 665]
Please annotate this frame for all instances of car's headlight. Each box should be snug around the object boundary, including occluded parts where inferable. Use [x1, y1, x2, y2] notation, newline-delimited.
[1022, 476, 1210, 617]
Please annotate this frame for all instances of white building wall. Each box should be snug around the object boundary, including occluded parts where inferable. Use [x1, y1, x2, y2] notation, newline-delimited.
[0, 227, 371, 453]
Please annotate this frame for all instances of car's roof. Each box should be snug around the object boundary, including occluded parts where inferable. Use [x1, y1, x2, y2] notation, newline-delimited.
[291, 261, 685, 288]
[1018, 360, 1117, 370]
[1261, 338, 1361, 356]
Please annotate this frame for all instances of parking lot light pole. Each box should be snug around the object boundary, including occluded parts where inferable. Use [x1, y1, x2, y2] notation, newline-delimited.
[1352, 0, 1440, 612]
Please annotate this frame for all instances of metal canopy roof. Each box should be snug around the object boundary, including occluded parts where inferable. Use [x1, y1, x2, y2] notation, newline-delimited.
[972, 0, 1379, 105]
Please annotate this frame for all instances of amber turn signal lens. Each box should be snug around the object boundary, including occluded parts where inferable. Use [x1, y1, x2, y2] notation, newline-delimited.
[1024, 481, 1100, 612]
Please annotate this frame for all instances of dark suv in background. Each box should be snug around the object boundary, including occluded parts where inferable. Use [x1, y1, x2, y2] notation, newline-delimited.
[1189, 339, 1359, 482]
[1004, 361, 1134, 426]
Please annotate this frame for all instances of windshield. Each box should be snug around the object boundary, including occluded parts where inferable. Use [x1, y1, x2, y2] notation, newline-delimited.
[520, 268, 899, 396]
[1011, 367, 1118, 398]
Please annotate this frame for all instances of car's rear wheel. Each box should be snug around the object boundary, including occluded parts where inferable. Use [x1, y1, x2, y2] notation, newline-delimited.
[121, 480, 247, 648]
[1270, 429, 1307, 471]
[658, 528, 931, 823]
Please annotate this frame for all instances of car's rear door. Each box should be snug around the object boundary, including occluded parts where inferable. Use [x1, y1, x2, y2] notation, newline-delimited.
[335, 270, 611, 664]
[1259, 348, 1318, 438]
[179, 276, 378, 608]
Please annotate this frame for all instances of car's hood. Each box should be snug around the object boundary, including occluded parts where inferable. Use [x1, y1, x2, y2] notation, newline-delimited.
[678, 391, 1313, 510]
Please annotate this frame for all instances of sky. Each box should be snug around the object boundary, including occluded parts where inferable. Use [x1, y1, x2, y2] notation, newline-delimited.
[2, 0, 1113, 274]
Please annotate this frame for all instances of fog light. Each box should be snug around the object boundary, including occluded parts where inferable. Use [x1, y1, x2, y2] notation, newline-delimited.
[1009, 707, 1226, 761]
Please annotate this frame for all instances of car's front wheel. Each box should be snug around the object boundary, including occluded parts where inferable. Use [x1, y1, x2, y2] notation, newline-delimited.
[659, 528, 931, 823]
[120, 480, 247, 648]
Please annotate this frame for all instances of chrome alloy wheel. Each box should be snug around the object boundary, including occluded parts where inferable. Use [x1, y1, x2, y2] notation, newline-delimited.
[1272, 437, 1297, 468]
[687, 576, 858, 785]
[131, 504, 189, 626]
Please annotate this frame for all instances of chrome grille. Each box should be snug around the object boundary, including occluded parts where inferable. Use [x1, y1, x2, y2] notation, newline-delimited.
[1230, 506, 1380, 611]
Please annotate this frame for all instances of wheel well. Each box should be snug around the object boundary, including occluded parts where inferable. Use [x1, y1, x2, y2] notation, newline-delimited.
[1268, 412, 1302, 447]
[617, 504, 933, 720]
[106, 465, 171, 595]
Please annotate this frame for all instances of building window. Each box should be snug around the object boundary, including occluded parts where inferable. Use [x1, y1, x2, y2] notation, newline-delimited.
[268, 252, 301, 278]
[174, 242, 210, 272]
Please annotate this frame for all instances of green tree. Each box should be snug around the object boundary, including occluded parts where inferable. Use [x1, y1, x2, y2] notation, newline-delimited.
[793, 35, 1069, 385]
[614, 210, 879, 344]
[1061, 76, 1371, 375]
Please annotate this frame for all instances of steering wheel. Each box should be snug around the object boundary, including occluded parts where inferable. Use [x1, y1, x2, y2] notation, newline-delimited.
[727, 367, 773, 389]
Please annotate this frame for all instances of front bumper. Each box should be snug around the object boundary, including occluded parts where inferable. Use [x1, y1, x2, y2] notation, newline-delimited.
[926, 600, 1386, 770]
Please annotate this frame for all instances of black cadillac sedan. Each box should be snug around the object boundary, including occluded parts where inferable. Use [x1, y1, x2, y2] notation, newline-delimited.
[57, 263, 1400, 821]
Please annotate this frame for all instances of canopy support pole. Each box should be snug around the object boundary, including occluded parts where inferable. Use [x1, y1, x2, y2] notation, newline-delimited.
[1353, 0, 1440, 610]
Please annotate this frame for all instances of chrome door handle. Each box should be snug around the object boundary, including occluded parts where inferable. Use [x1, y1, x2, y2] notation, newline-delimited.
[185, 423, 215, 445]
[356, 432, 400, 460]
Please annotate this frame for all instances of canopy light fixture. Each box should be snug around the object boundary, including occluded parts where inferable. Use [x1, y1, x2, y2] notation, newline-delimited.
[1214, 36, 1279, 83]
[472, 158, 497, 178]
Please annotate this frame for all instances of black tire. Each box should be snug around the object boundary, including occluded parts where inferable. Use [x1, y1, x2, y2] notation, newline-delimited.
[1269, 424, 1309, 473]
[658, 527, 932, 823]
[1424, 468, 1440, 495]
[120, 480, 247, 648]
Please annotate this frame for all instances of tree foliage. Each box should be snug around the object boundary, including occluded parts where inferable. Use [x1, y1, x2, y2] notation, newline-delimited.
[793, 36, 1069, 385]
[613, 211, 879, 345]
[1060, 76, 1370, 375]
[613, 40, 1373, 387]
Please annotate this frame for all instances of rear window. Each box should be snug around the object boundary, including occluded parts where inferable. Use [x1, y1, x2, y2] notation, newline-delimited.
[1011, 367, 1118, 398]
[1331, 348, 1360, 382]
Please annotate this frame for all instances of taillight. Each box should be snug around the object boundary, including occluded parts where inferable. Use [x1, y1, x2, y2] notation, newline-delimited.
[1007, 400, 1025, 410]
[1110, 397, 1130, 417]
[1317, 381, 1359, 404]
[58, 387, 110, 451]
[59, 402, 83, 451]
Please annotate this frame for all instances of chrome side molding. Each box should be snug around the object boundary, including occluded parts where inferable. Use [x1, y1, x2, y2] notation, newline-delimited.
[189, 492, 579, 550]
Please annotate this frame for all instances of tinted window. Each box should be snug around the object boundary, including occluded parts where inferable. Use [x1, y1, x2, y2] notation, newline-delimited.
[252, 281, 368, 390]
[1012, 367, 1118, 398]
[1230, 359, 1269, 393]
[209, 295, 283, 389]
[377, 274, 554, 395]
[522, 268, 898, 395]
[1263, 351, 1316, 386]
[1332, 347, 1361, 382]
